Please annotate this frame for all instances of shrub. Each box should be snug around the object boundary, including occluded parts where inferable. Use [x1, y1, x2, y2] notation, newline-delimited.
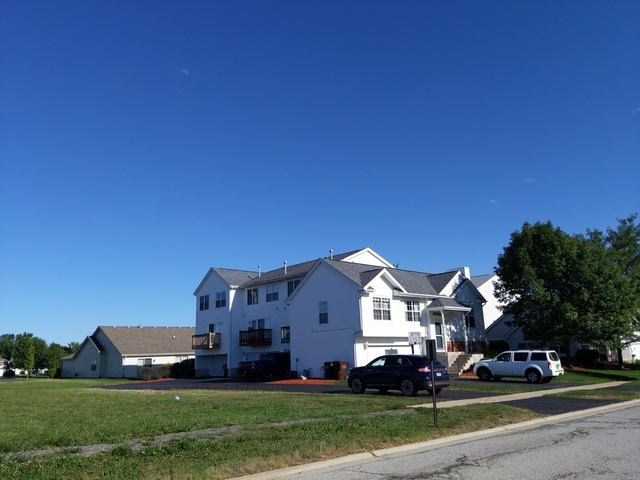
[46, 368, 57, 379]
[140, 366, 153, 381]
[170, 358, 195, 378]
[2, 369, 15, 378]
[575, 349, 600, 368]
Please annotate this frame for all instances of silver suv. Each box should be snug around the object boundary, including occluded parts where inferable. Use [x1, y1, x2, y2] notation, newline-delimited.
[473, 350, 564, 383]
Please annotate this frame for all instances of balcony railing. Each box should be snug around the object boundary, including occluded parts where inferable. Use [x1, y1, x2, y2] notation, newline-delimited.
[192, 332, 221, 350]
[239, 328, 272, 346]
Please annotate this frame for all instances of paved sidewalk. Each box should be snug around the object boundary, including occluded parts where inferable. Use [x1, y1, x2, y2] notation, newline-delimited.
[407, 380, 629, 408]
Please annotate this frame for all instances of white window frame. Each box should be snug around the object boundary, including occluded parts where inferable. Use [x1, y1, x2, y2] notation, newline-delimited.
[215, 291, 227, 308]
[266, 285, 279, 302]
[319, 301, 328, 324]
[199, 294, 209, 311]
[434, 322, 444, 349]
[405, 301, 420, 322]
[247, 288, 258, 305]
[373, 297, 391, 320]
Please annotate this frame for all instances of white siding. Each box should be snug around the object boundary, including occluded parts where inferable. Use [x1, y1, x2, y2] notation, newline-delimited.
[289, 263, 362, 376]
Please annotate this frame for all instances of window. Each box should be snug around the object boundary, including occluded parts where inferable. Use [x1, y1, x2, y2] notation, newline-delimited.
[208, 323, 219, 333]
[465, 310, 476, 328]
[287, 279, 300, 296]
[319, 301, 328, 324]
[250, 318, 268, 329]
[90, 360, 97, 371]
[496, 352, 511, 362]
[215, 291, 226, 308]
[247, 288, 258, 305]
[199, 294, 209, 311]
[434, 322, 443, 349]
[405, 301, 420, 322]
[266, 285, 279, 302]
[281, 326, 290, 343]
[373, 297, 391, 320]
[514, 352, 528, 362]
[137, 358, 152, 367]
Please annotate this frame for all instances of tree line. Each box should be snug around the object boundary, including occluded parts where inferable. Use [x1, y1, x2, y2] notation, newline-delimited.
[494, 213, 640, 366]
[0, 333, 81, 377]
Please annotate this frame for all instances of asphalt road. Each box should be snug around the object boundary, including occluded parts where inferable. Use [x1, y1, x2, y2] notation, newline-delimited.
[250, 402, 640, 480]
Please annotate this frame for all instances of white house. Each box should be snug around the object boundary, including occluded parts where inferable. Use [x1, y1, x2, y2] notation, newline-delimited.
[470, 273, 502, 328]
[61, 326, 195, 378]
[192, 248, 488, 378]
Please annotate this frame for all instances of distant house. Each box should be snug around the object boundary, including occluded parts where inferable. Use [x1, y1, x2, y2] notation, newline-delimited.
[61, 326, 195, 378]
[193, 248, 489, 378]
[470, 273, 502, 329]
[0, 357, 7, 376]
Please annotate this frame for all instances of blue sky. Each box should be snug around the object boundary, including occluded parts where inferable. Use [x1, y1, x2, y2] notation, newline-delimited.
[1, 1, 638, 346]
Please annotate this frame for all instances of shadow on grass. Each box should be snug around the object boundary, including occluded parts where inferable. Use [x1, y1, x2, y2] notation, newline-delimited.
[564, 368, 639, 382]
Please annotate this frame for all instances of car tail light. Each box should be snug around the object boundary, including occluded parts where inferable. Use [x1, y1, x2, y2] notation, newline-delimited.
[417, 367, 431, 373]
[547, 361, 551, 368]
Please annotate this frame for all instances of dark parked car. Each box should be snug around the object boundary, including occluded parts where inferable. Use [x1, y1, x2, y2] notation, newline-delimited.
[346, 354, 450, 396]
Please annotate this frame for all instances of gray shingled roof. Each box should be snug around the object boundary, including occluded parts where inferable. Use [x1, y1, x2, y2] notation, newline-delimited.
[387, 269, 440, 296]
[323, 259, 381, 287]
[470, 273, 495, 288]
[242, 259, 317, 288]
[213, 268, 258, 286]
[427, 298, 469, 309]
[425, 271, 458, 294]
[98, 326, 195, 356]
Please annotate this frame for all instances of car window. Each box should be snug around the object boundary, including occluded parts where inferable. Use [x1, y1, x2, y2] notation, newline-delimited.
[548, 352, 560, 361]
[386, 357, 409, 366]
[496, 352, 511, 362]
[531, 352, 546, 361]
[513, 352, 528, 362]
[370, 357, 386, 367]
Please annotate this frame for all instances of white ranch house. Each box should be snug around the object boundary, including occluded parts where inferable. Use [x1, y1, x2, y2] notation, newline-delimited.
[61, 326, 195, 378]
[192, 248, 490, 378]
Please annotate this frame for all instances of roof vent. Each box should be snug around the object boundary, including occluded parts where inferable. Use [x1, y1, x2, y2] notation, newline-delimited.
[284, 261, 287, 274]
[329, 249, 333, 260]
[258, 265, 261, 277]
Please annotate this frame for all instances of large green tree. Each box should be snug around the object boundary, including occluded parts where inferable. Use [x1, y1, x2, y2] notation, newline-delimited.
[494, 221, 634, 364]
[47, 343, 68, 372]
[588, 214, 640, 364]
[0, 334, 15, 363]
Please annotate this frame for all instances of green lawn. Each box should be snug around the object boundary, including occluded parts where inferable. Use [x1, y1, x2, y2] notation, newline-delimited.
[1, 370, 638, 480]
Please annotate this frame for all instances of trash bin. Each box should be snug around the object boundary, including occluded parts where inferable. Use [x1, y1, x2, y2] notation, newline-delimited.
[333, 361, 348, 381]
[323, 362, 334, 379]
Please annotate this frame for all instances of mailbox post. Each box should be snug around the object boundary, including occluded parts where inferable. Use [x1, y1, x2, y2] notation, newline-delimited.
[425, 339, 438, 427]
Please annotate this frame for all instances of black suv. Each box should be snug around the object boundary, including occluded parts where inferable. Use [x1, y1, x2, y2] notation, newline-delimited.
[346, 354, 450, 396]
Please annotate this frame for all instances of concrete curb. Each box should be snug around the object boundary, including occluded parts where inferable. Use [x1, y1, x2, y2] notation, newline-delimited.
[231, 389, 639, 480]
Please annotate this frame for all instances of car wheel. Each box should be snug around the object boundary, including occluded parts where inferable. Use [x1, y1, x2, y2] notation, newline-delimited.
[476, 367, 492, 382]
[526, 369, 542, 383]
[348, 376, 366, 394]
[400, 378, 418, 396]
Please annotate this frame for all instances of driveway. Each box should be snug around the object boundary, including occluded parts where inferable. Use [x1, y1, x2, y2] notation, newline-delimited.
[103, 377, 637, 415]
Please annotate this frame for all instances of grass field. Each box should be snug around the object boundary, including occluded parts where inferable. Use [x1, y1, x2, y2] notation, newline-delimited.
[1, 366, 638, 480]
